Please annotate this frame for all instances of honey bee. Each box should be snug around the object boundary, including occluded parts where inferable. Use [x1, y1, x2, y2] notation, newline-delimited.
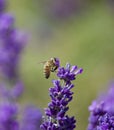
[41, 58, 59, 79]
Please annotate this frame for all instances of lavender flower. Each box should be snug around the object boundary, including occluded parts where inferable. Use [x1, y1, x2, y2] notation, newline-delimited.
[0, 82, 42, 130]
[87, 82, 114, 130]
[10, 81, 24, 99]
[40, 59, 83, 130]
[0, 1, 42, 130]
[21, 105, 42, 130]
[0, 13, 26, 80]
[57, 63, 83, 84]
[0, 101, 19, 130]
[0, 81, 24, 100]
[0, 14, 14, 39]
[44, 0, 81, 20]
[0, 0, 6, 13]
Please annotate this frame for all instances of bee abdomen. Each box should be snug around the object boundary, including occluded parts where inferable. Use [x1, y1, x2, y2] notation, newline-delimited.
[43, 65, 50, 79]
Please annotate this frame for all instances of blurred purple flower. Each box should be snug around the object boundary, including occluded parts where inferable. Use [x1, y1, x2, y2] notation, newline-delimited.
[0, 14, 14, 39]
[0, 13, 26, 80]
[0, 1, 42, 130]
[21, 105, 42, 130]
[0, 0, 6, 13]
[0, 82, 24, 100]
[10, 81, 24, 99]
[40, 59, 83, 130]
[0, 82, 42, 130]
[45, 0, 82, 20]
[0, 102, 19, 130]
[87, 81, 114, 130]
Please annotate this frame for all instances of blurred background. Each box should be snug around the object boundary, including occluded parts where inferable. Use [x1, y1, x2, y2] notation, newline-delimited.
[7, 0, 114, 130]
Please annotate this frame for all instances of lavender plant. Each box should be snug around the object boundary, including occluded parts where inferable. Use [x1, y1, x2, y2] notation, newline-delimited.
[0, 101, 19, 130]
[0, 0, 42, 130]
[87, 82, 114, 130]
[0, 13, 26, 81]
[40, 60, 83, 130]
[20, 105, 42, 130]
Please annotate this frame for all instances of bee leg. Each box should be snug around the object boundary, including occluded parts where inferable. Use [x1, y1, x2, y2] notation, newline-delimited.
[51, 66, 58, 72]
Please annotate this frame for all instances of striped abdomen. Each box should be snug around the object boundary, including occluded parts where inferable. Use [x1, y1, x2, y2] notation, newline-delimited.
[43, 65, 51, 79]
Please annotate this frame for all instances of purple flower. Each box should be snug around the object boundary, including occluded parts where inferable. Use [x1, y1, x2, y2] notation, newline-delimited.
[0, 0, 6, 13]
[57, 115, 76, 130]
[57, 63, 83, 84]
[45, 0, 81, 20]
[40, 121, 58, 130]
[0, 1, 42, 130]
[21, 105, 42, 130]
[87, 81, 114, 130]
[0, 81, 24, 100]
[0, 83, 42, 130]
[0, 14, 14, 39]
[0, 102, 19, 130]
[41, 59, 83, 130]
[54, 57, 60, 69]
[0, 13, 26, 80]
[10, 81, 24, 99]
[45, 80, 73, 118]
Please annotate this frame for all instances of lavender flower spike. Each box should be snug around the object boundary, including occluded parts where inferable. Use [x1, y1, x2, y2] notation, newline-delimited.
[0, 81, 24, 100]
[57, 63, 83, 84]
[0, 101, 19, 130]
[0, 1, 42, 130]
[21, 105, 42, 130]
[41, 58, 83, 130]
[0, 0, 6, 13]
[0, 13, 26, 80]
[87, 81, 114, 130]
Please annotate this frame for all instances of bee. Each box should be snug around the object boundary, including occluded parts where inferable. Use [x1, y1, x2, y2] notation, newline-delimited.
[40, 57, 59, 79]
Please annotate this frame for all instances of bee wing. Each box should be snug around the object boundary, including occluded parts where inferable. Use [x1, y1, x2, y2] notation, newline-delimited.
[38, 61, 47, 64]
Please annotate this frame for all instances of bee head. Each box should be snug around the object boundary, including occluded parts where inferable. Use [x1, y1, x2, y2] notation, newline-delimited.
[51, 58, 59, 66]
